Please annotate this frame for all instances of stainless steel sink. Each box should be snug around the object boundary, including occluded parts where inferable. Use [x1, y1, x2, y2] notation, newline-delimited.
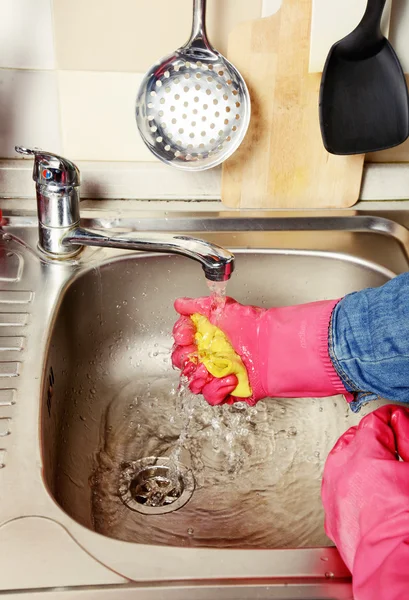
[1, 210, 409, 598]
[44, 250, 390, 551]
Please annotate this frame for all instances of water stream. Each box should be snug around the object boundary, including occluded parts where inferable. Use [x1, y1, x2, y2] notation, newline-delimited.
[89, 281, 372, 548]
[206, 279, 228, 323]
[90, 370, 367, 548]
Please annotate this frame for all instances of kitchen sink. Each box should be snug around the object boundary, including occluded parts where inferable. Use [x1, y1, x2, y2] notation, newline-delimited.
[43, 250, 391, 550]
[1, 210, 409, 597]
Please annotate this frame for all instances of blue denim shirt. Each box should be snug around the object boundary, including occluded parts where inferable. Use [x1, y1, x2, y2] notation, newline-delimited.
[330, 272, 409, 412]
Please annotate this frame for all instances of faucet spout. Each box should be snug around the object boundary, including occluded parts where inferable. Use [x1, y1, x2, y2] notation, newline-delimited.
[64, 227, 234, 281]
[15, 146, 235, 281]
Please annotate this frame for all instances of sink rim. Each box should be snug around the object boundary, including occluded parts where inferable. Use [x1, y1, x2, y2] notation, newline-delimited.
[41, 243, 399, 577]
[1, 212, 408, 589]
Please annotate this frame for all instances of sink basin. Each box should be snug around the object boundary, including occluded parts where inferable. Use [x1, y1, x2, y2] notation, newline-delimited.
[2, 211, 408, 594]
[42, 247, 393, 549]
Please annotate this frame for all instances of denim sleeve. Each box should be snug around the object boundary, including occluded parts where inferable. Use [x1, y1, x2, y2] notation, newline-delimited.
[330, 272, 409, 412]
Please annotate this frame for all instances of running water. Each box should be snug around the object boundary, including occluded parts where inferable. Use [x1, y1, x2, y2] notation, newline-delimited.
[206, 279, 227, 323]
[167, 376, 197, 468]
[89, 278, 286, 545]
[167, 277, 233, 469]
[90, 372, 364, 548]
[89, 277, 365, 548]
[90, 375, 279, 544]
[167, 277, 241, 469]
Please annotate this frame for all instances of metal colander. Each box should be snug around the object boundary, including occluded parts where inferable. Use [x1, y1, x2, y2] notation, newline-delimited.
[135, 0, 250, 171]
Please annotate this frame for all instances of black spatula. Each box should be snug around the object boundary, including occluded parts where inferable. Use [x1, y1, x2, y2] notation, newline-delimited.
[319, 0, 409, 155]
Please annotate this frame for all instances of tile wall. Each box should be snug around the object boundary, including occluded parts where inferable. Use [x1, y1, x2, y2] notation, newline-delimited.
[1, 0, 406, 170]
[0, 0, 269, 162]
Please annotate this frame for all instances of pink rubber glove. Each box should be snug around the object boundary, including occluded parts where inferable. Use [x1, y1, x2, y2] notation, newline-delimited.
[322, 405, 409, 600]
[172, 296, 350, 406]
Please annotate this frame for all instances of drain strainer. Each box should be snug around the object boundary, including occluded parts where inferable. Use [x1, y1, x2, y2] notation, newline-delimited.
[119, 457, 195, 515]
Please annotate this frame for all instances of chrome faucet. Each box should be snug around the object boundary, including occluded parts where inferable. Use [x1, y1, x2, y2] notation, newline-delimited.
[15, 146, 234, 281]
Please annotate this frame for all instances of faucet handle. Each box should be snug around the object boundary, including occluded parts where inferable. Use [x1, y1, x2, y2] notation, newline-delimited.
[15, 146, 80, 188]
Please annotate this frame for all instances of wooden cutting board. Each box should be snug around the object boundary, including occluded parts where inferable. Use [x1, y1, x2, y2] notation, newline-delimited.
[221, 0, 365, 209]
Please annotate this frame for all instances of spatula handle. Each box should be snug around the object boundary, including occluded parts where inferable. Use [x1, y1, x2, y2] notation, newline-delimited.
[359, 0, 387, 41]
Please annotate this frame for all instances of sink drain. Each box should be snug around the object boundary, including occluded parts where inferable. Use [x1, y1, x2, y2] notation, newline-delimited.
[118, 457, 195, 515]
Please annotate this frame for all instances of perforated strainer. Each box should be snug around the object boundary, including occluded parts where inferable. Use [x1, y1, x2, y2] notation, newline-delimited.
[135, 0, 251, 171]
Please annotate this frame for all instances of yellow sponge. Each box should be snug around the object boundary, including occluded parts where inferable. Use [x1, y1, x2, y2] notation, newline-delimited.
[190, 313, 252, 398]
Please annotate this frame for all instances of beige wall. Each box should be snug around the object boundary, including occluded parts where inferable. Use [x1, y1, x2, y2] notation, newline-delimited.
[0, 0, 262, 162]
[53, 0, 262, 73]
[1, 0, 407, 166]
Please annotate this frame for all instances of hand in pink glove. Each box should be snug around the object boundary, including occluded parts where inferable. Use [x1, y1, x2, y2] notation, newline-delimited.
[172, 296, 350, 406]
[322, 405, 409, 600]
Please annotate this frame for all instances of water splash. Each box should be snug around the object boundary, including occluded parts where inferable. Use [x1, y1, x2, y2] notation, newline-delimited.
[169, 277, 254, 477]
[206, 279, 228, 299]
[88, 277, 349, 549]
[89, 377, 347, 548]
[206, 279, 227, 324]
[168, 376, 196, 467]
[167, 374, 263, 482]
[92, 266, 104, 326]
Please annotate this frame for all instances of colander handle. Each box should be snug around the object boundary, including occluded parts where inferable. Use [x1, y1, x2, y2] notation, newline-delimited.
[187, 0, 210, 49]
